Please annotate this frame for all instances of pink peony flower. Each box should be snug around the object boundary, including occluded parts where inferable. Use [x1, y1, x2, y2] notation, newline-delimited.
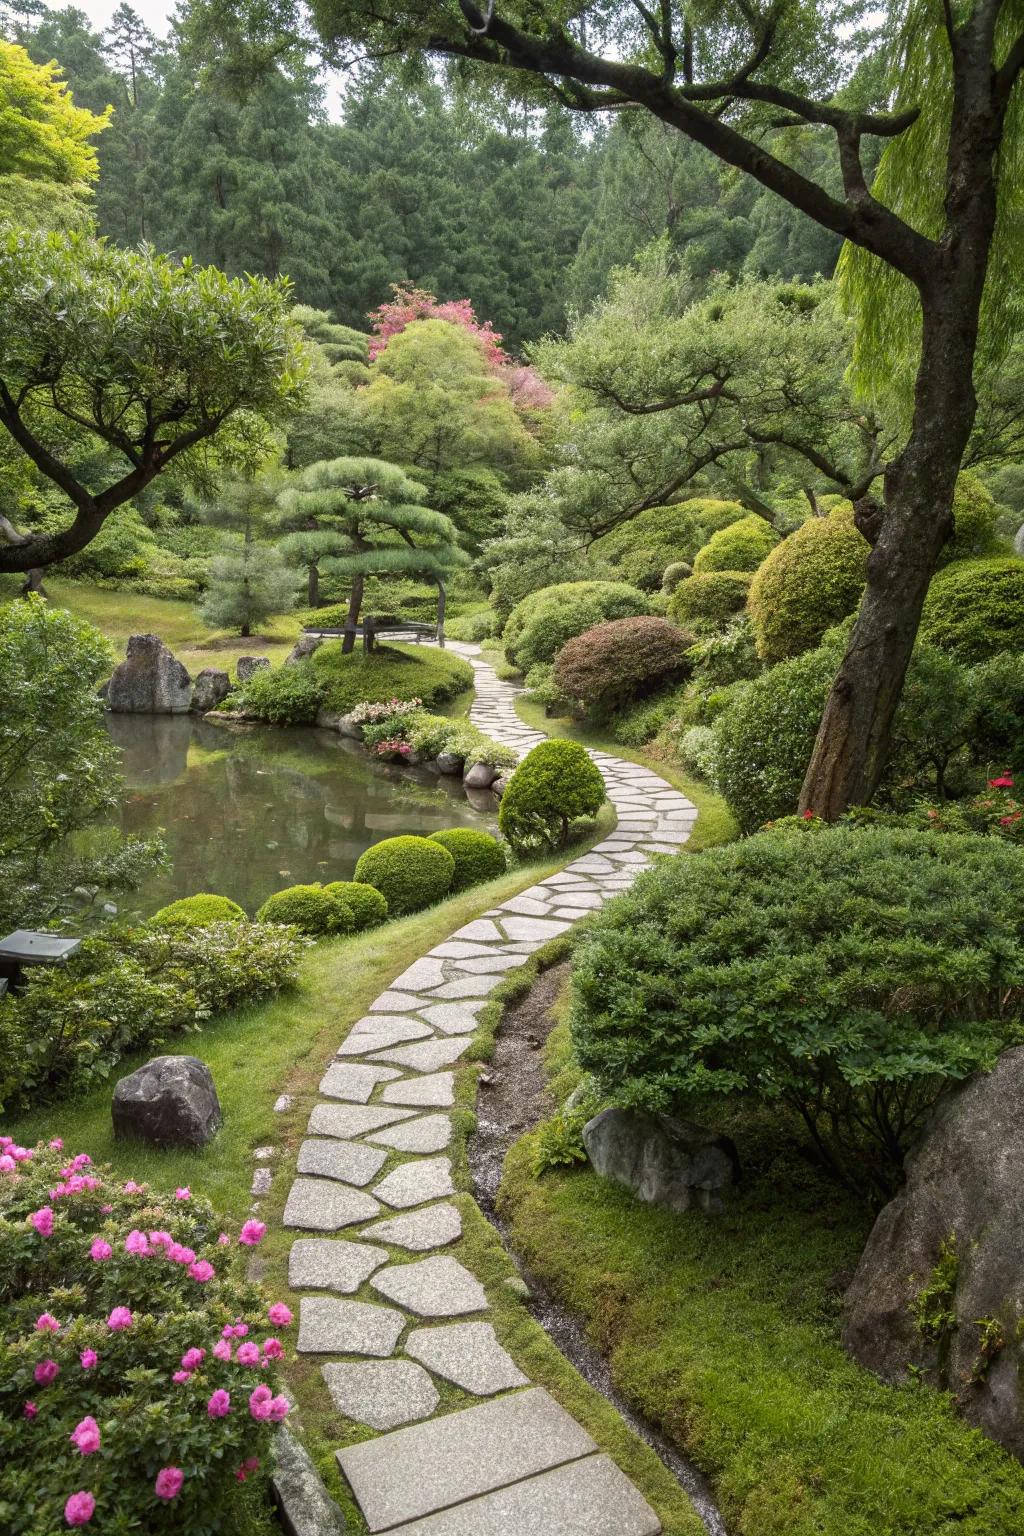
[217, 1232, 230, 1245]
[267, 1302, 293, 1327]
[34, 1359, 59, 1386]
[188, 1260, 215, 1284]
[207, 1388, 231, 1418]
[0, 1154, 15, 1173]
[29, 1207, 54, 1236]
[100, 1204, 113, 1214]
[248, 1384, 273, 1420]
[236, 1341, 260, 1366]
[80, 1349, 98, 1370]
[231, 1323, 249, 1338]
[238, 1219, 266, 1246]
[49, 1137, 64, 1149]
[181, 1347, 206, 1370]
[243, 1457, 260, 1474]
[175, 1186, 190, 1201]
[12, 1144, 32, 1161]
[262, 1337, 283, 1361]
[70, 1416, 101, 1455]
[106, 1307, 132, 1332]
[148, 1230, 172, 1248]
[89, 1238, 112, 1263]
[123, 1179, 142, 1193]
[35, 1312, 60, 1332]
[64, 1491, 96, 1526]
[172, 1370, 192, 1384]
[23, 1401, 38, 1419]
[168, 1244, 196, 1266]
[124, 1230, 149, 1256]
[70, 1153, 92, 1170]
[212, 1339, 232, 1362]
[154, 1467, 184, 1501]
[268, 1395, 290, 1422]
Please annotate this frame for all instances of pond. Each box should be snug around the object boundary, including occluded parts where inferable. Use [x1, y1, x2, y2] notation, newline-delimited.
[105, 714, 498, 918]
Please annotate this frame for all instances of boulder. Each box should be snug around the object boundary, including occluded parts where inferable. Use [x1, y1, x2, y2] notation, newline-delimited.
[1015, 523, 1024, 558]
[191, 668, 230, 713]
[285, 634, 323, 666]
[236, 655, 270, 684]
[583, 1107, 738, 1214]
[436, 752, 465, 777]
[843, 1046, 1024, 1458]
[464, 761, 499, 789]
[112, 1055, 222, 1149]
[337, 713, 365, 741]
[492, 773, 511, 799]
[106, 634, 192, 714]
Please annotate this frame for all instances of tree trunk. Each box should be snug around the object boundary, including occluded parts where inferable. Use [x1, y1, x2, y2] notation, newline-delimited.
[241, 621, 251, 639]
[341, 575, 363, 654]
[308, 561, 319, 608]
[20, 567, 47, 597]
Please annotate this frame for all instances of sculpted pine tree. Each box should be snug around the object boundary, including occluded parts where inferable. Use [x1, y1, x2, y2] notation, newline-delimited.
[315, 0, 1024, 816]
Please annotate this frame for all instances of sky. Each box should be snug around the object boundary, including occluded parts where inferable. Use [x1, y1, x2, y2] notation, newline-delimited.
[78, 0, 174, 35]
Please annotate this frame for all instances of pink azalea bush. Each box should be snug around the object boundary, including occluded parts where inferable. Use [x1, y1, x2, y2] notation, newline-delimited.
[0, 1141, 293, 1533]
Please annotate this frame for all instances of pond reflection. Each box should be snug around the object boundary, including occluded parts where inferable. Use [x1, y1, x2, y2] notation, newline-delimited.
[105, 715, 496, 917]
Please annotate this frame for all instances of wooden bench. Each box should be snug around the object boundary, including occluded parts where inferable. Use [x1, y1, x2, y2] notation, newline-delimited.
[302, 615, 445, 654]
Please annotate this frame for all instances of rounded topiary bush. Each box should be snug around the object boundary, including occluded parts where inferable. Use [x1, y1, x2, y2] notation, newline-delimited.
[661, 561, 692, 593]
[685, 497, 750, 543]
[321, 881, 389, 932]
[919, 557, 1024, 662]
[590, 505, 700, 590]
[354, 835, 455, 914]
[552, 615, 695, 719]
[502, 581, 652, 672]
[691, 514, 780, 575]
[498, 740, 606, 851]
[747, 507, 869, 663]
[428, 829, 506, 891]
[938, 472, 1002, 566]
[668, 570, 751, 633]
[569, 823, 1024, 1196]
[257, 883, 351, 935]
[150, 894, 246, 929]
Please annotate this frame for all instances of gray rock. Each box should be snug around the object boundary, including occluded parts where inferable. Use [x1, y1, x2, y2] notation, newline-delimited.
[284, 634, 322, 666]
[306, 1103, 416, 1139]
[271, 1425, 347, 1536]
[107, 634, 192, 714]
[322, 1360, 439, 1431]
[315, 710, 345, 731]
[251, 1167, 272, 1196]
[111, 1055, 221, 1148]
[367, 1039, 471, 1073]
[282, 1177, 380, 1231]
[583, 1107, 737, 1214]
[382, 1072, 455, 1108]
[1015, 522, 1024, 558]
[491, 774, 511, 799]
[361, 1203, 462, 1251]
[843, 1046, 1024, 1458]
[297, 1295, 405, 1357]
[405, 1322, 528, 1396]
[319, 1062, 402, 1103]
[374, 1158, 455, 1209]
[236, 655, 270, 683]
[337, 712, 365, 740]
[367, 1116, 453, 1154]
[371, 1255, 487, 1317]
[435, 751, 465, 776]
[191, 668, 230, 712]
[464, 761, 498, 789]
[296, 1138, 387, 1186]
[289, 1237, 389, 1293]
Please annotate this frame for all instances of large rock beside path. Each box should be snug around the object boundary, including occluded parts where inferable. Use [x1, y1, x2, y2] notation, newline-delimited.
[112, 1054, 222, 1148]
[843, 1045, 1024, 1459]
[583, 1106, 737, 1214]
[106, 634, 192, 714]
[236, 655, 271, 683]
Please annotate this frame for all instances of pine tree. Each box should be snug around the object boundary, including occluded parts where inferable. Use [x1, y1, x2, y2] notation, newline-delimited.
[199, 472, 297, 637]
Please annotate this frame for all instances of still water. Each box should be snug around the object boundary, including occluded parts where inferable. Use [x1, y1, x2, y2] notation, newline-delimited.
[105, 714, 497, 917]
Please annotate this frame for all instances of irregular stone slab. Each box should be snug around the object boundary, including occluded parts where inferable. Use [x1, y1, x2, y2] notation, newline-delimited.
[369, 991, 432, 1013]
[430, 941, 503, 959]
[367, 1116, 453, 1154]
[449, 954, 527, 974]
[322, 1360, 439, 1431]
[374, 1157, 455, 1209]
[382, 1072, 455, 1108]
[391, 959, 448, 991]
[251, 1168, 272, 1195]
[498, 915, 573, 942]
[547, 889, 603, 909]
[405, 1322, 528, 1396]
[418, 1002, 487, 1032]
[318, 1062, 402, 1102]
[271, 1425, 348, 1536]
[297, 1295, 405, 1357]
[289, 1237, 389, 1292]
[347, 1014, 434, 1041]
[565, 857, 615, 874]
[450, 919, 505, 943]
[423, 978, 503, 1003]
[296, 1138, 388, 1186]
[362, 1203, 462, 1251]
[371, 1255, 487, 1317]
[283, 1177, 381, 1231]
[336, 1388, 596, 1533]
[498, 895, 553, 916]
[368, 1039, 470, 1073]
[307, 1103, 416, 1139]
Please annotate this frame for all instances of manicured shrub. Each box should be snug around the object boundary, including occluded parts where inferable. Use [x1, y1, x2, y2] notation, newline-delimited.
[610, 684, 690, 746]
[321, 881, 389, 932]
[428, 829, 506, 891]
[498, 740, 606, 851]
[667, 570, 751, 633]
[590, 504, 700, 590]
[938, 472, 1002, 566]
[747, 506, 869, 663]
[570, 824, 1024, 1196]
[919, 557, 1024, 662]
[445, 609, 498, 642]
[687, 616, 763, 691]
[257, 883, 353, 935]
[150, 894, 246, 929]
[232, 664, 326, 725]
[661, 561, 692, 593]
[354, 835, 455, 915]
[552, 615, 695, 720]
[502, 581, 652, 672]
[676, 724, 719, 781]
[691, 514, 779, 575]
[968, 652, 1024, 767]
[0, 1141, 291, 1534]
[235, 645, 473, 725]
[684, 497, 749, 543]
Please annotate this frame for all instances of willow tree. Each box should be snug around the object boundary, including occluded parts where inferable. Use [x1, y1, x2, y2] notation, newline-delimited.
[314, 0, 1024, 817]
[277, 456, 467, 644]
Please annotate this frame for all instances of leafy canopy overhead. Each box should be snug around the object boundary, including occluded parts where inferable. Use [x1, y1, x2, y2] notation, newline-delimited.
[0, 38, 110, 185]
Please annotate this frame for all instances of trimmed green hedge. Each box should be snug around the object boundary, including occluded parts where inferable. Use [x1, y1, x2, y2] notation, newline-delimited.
[748, 507, 869, 663]
[322, 881, 389, 932]
[258, 883, 353, 934]
[502, 581, 652, 672]
[234, 643, 473, 725]
[498, 740, 606, 851]
[552, 615, 695, 720]
[590, 504, 700, 590]
[667, 570, 751, 633]
[354, 834, 455, 915]
[150, 894, 246, 928]
[428, 829, 506, 891]
[919, 557, 1024, 662]
[691, 514, 779, 575]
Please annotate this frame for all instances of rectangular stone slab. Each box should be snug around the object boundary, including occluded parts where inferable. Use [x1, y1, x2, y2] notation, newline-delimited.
[383, 1455, 662, 1535]
[296, 1138, 388, 1186]
[336, 1388, 597, 1532]
[307, 1104, 417, 1139]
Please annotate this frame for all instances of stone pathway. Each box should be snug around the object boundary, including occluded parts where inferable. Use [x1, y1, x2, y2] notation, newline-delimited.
[283, 644, 697, 1534]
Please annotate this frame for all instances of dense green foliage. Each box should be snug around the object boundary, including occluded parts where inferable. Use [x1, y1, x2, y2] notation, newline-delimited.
[151, 894, 246, 929]
[691, 513, 779, 574]
[590, 504, 699, 591]
[321, 880, 390, 932]
[552, 616, 694, 720]
[748, 507, 869, 663]
[667, 571, 751, 633]
[498, 740, 606, 851]
[503, 581, 651, 671]
[256, 882, 375, 935]
[938, 474, 1003, 566]
[571, 825, 1024, 1195]
[234, 644, 473, 724]
[919, 558, 1024, 663]
[354, 834, 455, 915]
[427, 829, 506, 891]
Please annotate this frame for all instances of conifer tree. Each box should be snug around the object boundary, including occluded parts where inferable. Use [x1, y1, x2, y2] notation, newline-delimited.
[199, 472, 297, 637]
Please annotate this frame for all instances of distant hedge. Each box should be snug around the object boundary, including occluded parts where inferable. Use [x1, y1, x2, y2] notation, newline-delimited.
[502, 581, 651, 672]
[234, 643, 473, 724]
[692, 514, 779, 575]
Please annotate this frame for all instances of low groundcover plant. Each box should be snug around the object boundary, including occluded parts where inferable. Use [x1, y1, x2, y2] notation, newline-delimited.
[0, 1138, 293, 1533]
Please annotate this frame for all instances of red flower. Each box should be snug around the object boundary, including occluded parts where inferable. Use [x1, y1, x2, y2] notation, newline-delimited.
[989, 776, 1015, 789]
[802, 809, 815, 821]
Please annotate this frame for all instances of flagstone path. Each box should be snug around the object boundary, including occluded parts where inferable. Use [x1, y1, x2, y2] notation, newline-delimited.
[284, 643, 697, 1534]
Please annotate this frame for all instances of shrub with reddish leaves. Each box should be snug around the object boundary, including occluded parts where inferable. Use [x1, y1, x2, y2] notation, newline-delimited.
[0, 1140, 292, 1534]
[553, 616, 696, 721]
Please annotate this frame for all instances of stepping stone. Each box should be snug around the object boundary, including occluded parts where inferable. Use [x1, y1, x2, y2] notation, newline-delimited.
[382, 1072, 454, 1108]
[547, 889, 603, 909]
[352, 1013, 434, 1038]
[337, 1023, 433, 1056]
[374, 1157, 455, 1209]
[283, 1178, 381, 1232]
[418, 1001, 486, 1031]
[289, 1237, 389, 1292]
[369, 991, 431, 1012]
[405, 1322, 528, 1396]
[498, 915, 572, 942]
[296, 1138, 388, 1185]
[566, 857, 615, 873]
[391, 959, 448, 991]
[297, 1295, 405, 1357]
[371, 1255, 487, 1317]
[367, 1115, 453, 1154]
[423, 977, 503, 1002]
[552, 907, 596, 921]
[361, 1203, 462, 1251]
[430, 941, 502, 959]
[319, 1062, 402, 1102]
[640, 842, 684, 855]
[322, 1360, 439, 1431]
[336, 1388, 596, 1533]
[368, 1039, 470, 1073]
[498, 895, 552, 916]
[450, 919, 504, 942]
[307, 1104, 417, 1139]
[450, 954, 527, 974]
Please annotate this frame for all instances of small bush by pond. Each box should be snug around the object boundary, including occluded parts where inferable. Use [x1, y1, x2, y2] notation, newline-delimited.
[354, 834, 456, 915]
[428, 829, 506, 891]
[231, 643, 473, 725]
[151, 895, 246, 929]
[257, 880, 387, 935]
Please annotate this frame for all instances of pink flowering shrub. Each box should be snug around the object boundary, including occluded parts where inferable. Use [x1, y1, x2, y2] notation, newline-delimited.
[0, 1142, 292, 1534]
